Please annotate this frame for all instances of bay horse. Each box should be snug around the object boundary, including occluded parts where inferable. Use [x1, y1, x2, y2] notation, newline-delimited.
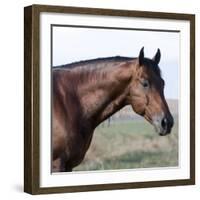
[52, 47, 174, 172]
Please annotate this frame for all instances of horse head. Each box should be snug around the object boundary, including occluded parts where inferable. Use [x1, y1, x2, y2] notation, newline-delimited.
[127, 47, 174, 136]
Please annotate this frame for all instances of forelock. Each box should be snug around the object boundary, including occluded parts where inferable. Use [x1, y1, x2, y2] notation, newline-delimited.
[142, 58, 162, 77]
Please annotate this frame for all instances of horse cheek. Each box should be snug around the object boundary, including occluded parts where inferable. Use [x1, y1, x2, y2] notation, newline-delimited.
[131, 97, 146, 115]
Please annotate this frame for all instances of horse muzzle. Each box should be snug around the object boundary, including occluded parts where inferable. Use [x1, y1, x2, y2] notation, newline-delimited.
[152, 113, 174, 136]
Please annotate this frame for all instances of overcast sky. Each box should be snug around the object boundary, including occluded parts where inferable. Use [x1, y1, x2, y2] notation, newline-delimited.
[52, 26, 179, 99]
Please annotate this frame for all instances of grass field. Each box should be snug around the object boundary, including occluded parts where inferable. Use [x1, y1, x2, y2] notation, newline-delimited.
[74, 117, 178, 171]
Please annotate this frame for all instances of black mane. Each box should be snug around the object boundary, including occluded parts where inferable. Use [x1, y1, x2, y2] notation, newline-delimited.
[53, 56, 161, 77]
[53, 56, 135, 69]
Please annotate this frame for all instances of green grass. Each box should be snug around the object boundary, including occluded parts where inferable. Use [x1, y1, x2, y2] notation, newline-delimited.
[74, 118, 178, 171]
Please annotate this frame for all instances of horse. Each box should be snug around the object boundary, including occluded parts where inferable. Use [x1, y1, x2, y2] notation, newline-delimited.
[52, 47, 174, 172]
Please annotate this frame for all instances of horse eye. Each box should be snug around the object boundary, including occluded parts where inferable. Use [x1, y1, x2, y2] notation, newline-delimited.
[142, 80, 149, 88]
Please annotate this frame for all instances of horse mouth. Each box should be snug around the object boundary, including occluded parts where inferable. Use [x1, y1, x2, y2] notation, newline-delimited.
[144, 113, 173, 136]
[151, 115, 173, 136]
[153, 124, 172, 136]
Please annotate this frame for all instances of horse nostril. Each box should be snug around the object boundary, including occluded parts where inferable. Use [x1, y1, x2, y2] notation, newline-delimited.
[170, 116, 174, 128]
[161, 117, 168, 129]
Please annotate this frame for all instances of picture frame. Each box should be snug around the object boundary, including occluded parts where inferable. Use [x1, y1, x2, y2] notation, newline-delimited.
[24, 4, 195, 194]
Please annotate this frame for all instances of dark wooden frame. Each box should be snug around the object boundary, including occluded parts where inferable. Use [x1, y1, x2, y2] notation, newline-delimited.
[24, 4, 195, 194]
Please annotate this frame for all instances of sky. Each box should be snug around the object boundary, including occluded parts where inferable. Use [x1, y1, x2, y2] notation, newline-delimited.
[52, 26, 179, 99]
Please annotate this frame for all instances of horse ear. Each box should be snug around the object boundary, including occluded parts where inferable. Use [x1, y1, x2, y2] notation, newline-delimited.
[153, 48, 161, 65]
[138, 47, 144, 66]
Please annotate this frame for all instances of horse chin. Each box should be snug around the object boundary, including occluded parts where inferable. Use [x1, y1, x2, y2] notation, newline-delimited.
[153, 124, 171, 136]
[143, 114, 171, 136]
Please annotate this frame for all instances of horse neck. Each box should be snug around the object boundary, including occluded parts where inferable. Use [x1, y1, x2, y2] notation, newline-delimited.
[77, 61, 134, 128]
